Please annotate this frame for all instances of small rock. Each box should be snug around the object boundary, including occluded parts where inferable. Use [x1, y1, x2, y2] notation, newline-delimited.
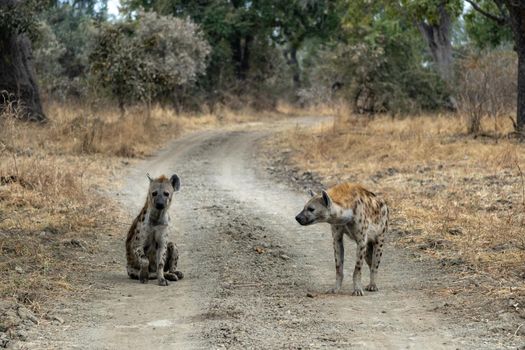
[306, 293, 314, 298]
[17, 307, 37, 324]
[52, 316, 64, 324]
[280, 254, 290, 261]
[15, 330, 27, 341]
[14, 267, 23, 274]
[0, 310, 21, 332]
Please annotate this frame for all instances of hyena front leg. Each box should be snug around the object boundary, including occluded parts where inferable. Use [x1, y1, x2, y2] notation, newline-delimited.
[329, 227, 344, 294]
[352, 237, 367, 296]
[156, 240, 169, 286]
[134, 246, 150, 284]
[164, 242, 184, 281]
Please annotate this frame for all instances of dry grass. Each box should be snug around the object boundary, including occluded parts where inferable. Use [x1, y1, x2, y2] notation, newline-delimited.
[270, 112, 525, 299]
[0, 101, 267, 314]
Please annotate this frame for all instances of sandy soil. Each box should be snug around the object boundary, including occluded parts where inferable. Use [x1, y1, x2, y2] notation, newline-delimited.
[18, 117, 521, 349]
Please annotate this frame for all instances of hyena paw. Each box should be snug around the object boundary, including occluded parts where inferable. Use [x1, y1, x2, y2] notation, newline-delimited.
[327, 287, 341, 294]
[158, 278, 169, 286]
[139, 270, 149, 284]
[164, 273, 179, 281]
[365, 283, 378, 292]
[352, 288, 364, 296]
[174, 271, 184, 280]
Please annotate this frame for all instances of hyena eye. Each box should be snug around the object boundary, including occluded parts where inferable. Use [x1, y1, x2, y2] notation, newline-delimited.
[163, 191, 170, 197]
[307, 207, 315, 212]
[152, 191, 158, 197]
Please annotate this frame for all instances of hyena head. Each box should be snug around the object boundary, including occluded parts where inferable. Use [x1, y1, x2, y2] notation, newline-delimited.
[147, 173, 181, 211]
[295, 190, 353, 226]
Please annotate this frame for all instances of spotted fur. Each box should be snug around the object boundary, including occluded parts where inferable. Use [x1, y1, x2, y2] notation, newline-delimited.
[296, 182, 388, 295]
[126, 174, 184, 286]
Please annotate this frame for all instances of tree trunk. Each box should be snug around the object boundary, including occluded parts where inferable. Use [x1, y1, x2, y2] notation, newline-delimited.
[287, 46, 300, 90]
[504, 1, 525, 132]
[416, 2, 453, 83]
[518, 42, 525, 132]
[232, 34, 252, 80]
[0, 2, 46, 122]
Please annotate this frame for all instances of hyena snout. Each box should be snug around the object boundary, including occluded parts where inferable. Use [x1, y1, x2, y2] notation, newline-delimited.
[154, 197, 168, 210]
[295, 212, 309, 226]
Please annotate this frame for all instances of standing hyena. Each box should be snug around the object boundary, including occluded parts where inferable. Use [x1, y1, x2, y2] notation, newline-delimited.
[295, 183, 388, 296]
[126, 173, 184, 286]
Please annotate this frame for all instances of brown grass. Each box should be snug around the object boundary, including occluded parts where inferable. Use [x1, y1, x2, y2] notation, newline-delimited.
[0, 101, 269, 314]
[270, 112, 525, 298]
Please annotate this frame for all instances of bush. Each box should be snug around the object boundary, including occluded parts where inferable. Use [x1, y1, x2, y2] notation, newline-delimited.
[89, 12, 210, 114]
[458, 49, 517, 134]
[33, 7, 97, 101]
[299, 21, 448, 114]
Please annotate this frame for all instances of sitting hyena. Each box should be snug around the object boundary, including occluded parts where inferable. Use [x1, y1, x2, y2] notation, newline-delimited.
[126, 173, 184, 286]
[295, 183, 388, 296]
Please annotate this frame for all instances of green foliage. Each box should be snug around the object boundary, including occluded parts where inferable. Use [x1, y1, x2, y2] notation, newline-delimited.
[464, 0, 513, 49]
[89, 11, 210, 108]
[33, 5, 98, 100]
[11, 0, 519, 116]
[271, 0, 341, 46]
[0, 0, 48, 39]
[399, 0, 463, 23]
[120, 0, 340, 108]
[302, 10, 448, 113]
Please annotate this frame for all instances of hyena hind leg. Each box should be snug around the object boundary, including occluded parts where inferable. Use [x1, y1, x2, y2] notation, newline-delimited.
[127, 267, 159, 280]
[127, 266, 140, 280]
[164, 242, 184, 281]
[365, 240, 383, 292]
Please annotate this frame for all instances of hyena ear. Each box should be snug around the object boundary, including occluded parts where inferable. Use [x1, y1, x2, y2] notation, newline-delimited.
[308, 189, 316, 197]
[322, 190, 332, 208]
[170, 174, 181, 191]
[146, 173, 153, 183]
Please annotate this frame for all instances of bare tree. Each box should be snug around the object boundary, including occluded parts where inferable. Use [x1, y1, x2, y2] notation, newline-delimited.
[459, 51, 517, 134]
[466, 0, 525, 132]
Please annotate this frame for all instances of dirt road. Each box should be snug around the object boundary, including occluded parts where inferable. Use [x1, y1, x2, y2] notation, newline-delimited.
[25, 118, 518, 349]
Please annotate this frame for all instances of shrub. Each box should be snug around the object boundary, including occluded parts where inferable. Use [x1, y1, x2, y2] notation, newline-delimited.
[89, 12, 210, 115]
[300, 21, 448, 114]
[458, 49, 517, 134]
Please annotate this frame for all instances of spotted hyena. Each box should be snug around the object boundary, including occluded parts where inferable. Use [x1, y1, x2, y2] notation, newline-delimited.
[126, 174, 184, 286]
[295, 183, 388, 296]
